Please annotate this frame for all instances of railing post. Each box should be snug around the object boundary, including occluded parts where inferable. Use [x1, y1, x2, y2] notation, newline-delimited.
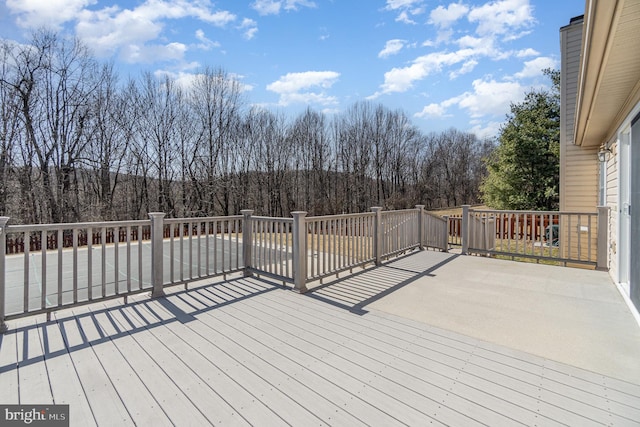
[461, 205, 470, 255]
[291, 211, 308, 293]
[241, 210, 253, 277]
[371, 207, 383, 265]
[596, 206, 610, 271]
[149, 212, 166, 298]
[0, 217, 9, 333]
[415, 205, 425, 250]
[442, 215, 450, 253]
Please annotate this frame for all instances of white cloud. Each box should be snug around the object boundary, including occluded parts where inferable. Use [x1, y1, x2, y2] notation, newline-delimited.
[512, 56, 557, 79]
[239, 18, 258, 40]
[6, 0, 96, 28]
[267, 71, 340, 106]
[124, 42, 188, 63]
[414, 103, 448, 118]
[429, 2, 469, 28]
[155, 69, 254, 92]
[194, 29, 220, 51]
[456, 78, 525, 118]
[378, 39, 406, 58]
[7, 0, 240, 64]
[268, 71, 339, 92]
[385, 0, 423, 10]
[374, 49, 475, 95]
[251, 0, 316, 16]
[469, 120, 502, 139]
[449, 59, 478, 79]
[415, 78, 526, 137]
[395, 11, 416, 24]
[73, 0, 236, 63]
[515, 48, 539, 57]
[252, 0, 281, 15]
[384, 0, 425, 24]
[468, 0, 535, 38]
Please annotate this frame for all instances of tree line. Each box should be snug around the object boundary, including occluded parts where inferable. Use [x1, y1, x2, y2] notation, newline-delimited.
[0, 31, 494, 224]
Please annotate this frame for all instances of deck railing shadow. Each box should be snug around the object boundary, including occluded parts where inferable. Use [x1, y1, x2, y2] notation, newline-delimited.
[0, 276, 283, 374]
[305, 250, 459, 314]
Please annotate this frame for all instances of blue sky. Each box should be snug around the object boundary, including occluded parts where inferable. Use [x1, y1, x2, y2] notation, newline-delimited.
[0, 0, 584, 138]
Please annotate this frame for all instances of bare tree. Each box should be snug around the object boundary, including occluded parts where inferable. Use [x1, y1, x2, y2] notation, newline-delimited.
[188, 67, 244, 216]
[81, 64, 133, 220]
[1, 31, 100, 222]
[0, 41, 21, 217]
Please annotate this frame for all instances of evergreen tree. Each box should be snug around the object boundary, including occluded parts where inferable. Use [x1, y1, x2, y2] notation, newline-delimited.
[481, 69, 560, 210]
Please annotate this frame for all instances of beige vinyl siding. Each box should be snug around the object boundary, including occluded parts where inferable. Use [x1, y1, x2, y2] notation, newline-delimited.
[560, 18, 599, 263]
[560, 18, 597, 213]
[562, 144, 599, 211]
[560, 19, 582, 149]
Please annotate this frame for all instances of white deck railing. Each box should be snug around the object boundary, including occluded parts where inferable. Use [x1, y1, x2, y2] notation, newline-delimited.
[305, 212, 376, 281]
[456, 206, 609, 268]
[247, 215, 293, 281]
[0, 205, 449, 330]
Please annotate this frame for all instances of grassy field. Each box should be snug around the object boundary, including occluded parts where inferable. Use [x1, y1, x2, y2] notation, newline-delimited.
[426, 205, 489, 217]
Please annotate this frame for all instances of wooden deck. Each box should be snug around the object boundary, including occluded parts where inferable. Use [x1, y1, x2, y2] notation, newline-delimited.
[1, 269, 640, 426]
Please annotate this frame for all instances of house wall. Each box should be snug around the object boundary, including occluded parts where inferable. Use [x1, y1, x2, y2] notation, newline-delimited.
[560, 17, 599, 262]
[560, 17, 599, 213]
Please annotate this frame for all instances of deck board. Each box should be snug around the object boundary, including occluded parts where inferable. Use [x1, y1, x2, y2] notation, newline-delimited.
[88, 307, 214, 426]
[16, 317, 54, 404]
[106, 303, 251, 426]
[180, 289, 388, 426]
[255, 285, 635, 426]
[73, 309, 173, 426]
[55, 312, 134, 425]
[128, 298, 291, 427]
[1, 269, 639, 427]
[244, 287, 550, 426]
[0, 325, 19, 404]
[39, 320, 96, 426]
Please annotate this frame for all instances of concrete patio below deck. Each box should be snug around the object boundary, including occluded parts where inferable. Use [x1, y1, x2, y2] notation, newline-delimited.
[310, 250, 640, 383]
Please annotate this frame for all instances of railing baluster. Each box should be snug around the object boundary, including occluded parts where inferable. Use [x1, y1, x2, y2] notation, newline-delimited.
[137, 225, 143, 289]
[127, 225, 131, 293]
[213, 220, 218, 274]
[204, 221, 209, 275]
[197, 220, 202, 277]
[235, 219, 240, 271]
[23, 230, 30, 312]
[41, 230, 47, 310]
[88, 227, 93, 299]
[73, 229, 78, 303]
[101, 227, 106, 298]
[114, 226, 119, 295]
[227, 220, 232, 275]
[188, 221, 193, 279]
[577, 214, 582, 260]
[57, 228, 63, 306]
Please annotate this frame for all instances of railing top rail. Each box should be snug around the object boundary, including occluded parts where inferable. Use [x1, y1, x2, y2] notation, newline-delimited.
[469, 209, 598, 216]
[422, 211, 447, 222]
[252, 216, 294, 223]
[307, 212, 376, 221]
[381, 208, 419, 214]
[164, 215, 243, 224]
[6, 219, 150, 232]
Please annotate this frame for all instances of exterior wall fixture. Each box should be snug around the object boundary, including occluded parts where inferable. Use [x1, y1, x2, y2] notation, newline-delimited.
[597, 146, 612, 162]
